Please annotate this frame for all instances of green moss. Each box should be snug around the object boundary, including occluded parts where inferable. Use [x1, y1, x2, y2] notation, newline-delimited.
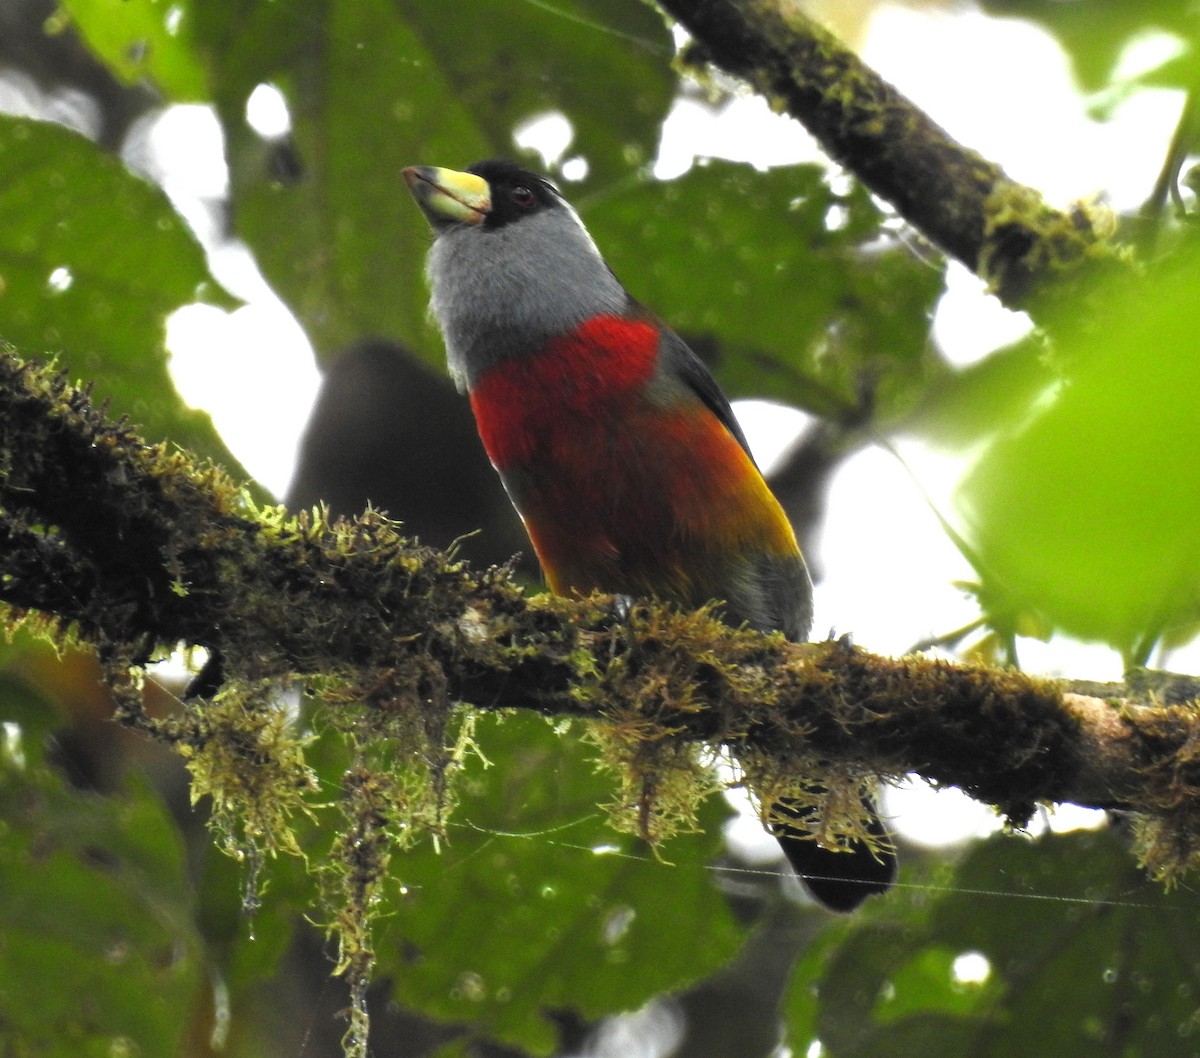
[979, 183, 1126, 307]
[175, 683, 319, 869]
[1122, 699, 1200, 884]
[324, 762, 397, 1058]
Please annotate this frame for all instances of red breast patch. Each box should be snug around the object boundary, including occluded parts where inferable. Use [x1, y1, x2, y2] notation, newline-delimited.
[469, 315, 660, 469]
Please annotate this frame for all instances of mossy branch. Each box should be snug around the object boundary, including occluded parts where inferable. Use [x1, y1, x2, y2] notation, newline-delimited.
[3, 346, 1200, 883]
[654, 0, 1128, 311]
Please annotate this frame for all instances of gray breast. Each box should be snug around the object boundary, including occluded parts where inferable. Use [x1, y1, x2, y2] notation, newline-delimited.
[426, 206, 628, 390]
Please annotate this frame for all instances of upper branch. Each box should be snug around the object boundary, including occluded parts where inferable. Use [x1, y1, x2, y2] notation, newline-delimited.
[655, 0, 1126, 309]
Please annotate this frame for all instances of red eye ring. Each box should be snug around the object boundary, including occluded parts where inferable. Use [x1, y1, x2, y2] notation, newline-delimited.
[510, 185, 536, 208]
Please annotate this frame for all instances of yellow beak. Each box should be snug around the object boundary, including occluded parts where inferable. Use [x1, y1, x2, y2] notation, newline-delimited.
[402, 166, 492, 227]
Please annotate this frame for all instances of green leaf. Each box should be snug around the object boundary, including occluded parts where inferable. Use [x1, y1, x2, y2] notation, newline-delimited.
[954, 254, 1200, 652]
[584, 160, 945, 415]
[0, 680, 204, 1057]
[909, 335, 1052, 451]
[977, 0, 1199, 92]
[392, 0, 673, 184]
[59, 0, 209, 100]
[0, 115, 243, 469]
[180, 0, 674, 361]
[379, 712, 745, 1054]
[788, 830, 1200, 1058]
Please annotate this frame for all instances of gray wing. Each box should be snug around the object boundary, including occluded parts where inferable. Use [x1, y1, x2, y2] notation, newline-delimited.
[654, 321, 814, 642]
[655, 325, 758, 465]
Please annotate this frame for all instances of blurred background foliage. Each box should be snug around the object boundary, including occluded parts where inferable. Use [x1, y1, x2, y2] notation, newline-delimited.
[3, 0, 1200, 1055]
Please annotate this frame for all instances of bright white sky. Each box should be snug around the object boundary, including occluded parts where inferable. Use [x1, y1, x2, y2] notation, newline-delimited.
[142, 3, 1189, 846]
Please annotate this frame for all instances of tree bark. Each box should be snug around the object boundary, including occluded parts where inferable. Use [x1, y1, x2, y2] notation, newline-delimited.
[3, 347, 1199, 882]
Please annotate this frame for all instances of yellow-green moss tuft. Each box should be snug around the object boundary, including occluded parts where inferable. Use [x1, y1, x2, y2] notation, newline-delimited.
[175, 683, 319, 872]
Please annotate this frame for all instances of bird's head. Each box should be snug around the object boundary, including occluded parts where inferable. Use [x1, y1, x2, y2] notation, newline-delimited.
[403, 159, 627, 389]
[404, 158, 563, 233]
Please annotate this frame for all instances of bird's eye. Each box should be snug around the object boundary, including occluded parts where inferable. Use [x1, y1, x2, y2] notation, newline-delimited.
[510, 185, 536, 208]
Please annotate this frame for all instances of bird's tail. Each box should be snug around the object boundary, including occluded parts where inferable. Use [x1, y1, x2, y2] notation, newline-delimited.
[770, 795, 896, 913]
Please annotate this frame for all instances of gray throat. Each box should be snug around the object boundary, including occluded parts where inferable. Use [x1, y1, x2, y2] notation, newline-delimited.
[426, 207, 628, 390]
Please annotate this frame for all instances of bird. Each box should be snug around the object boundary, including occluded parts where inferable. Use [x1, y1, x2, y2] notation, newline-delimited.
[403, 158, 895, 911]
